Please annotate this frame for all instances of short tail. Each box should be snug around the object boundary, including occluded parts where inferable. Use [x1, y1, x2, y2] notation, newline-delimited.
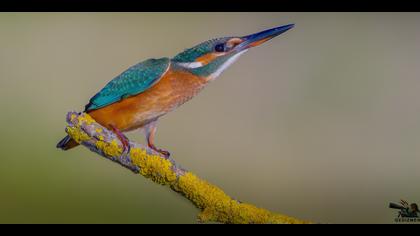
[56, 135, 79, 150]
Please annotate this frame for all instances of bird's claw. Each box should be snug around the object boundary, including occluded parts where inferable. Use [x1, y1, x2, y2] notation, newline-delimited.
[149, 144, 170, 158]
[122, 143, 131, 157]
[109, 124, 131, 158]
[158, 149, 170, 159]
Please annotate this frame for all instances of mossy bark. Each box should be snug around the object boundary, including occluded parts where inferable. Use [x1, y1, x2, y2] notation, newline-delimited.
[62, 112, 312, 224]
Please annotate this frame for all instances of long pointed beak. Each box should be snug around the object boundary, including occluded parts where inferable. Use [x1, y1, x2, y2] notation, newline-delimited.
[235, 24, 294, 52]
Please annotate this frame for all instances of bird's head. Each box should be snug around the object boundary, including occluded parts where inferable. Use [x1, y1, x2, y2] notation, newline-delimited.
[172, 24, 294, 81]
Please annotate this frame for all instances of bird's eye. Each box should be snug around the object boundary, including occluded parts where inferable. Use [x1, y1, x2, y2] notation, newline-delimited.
[214, 44, 225, 52]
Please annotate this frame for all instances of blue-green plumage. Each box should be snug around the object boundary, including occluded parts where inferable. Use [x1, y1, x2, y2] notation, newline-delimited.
[85, 57, 170, 112]
[172, 37, 230, 63]
[85, 24, 295, 113]
[57, 24, 294, 157]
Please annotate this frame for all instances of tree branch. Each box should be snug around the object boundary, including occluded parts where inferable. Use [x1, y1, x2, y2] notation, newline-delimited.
[62, 111, 312, 224]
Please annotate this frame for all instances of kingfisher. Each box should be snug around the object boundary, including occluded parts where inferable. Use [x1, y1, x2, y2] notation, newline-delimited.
[57, 24, 294, 157]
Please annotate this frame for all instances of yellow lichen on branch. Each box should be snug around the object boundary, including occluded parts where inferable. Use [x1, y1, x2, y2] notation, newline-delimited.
[174, 172, 308, 224]
[130, 148, 178, 185]
[63, 112, 312, 224]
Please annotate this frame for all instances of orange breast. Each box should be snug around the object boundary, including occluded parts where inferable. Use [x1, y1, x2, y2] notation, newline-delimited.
[88, 68, 206, 132]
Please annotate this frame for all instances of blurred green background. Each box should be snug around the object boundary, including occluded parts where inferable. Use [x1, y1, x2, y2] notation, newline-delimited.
[0, 13, 419, 223]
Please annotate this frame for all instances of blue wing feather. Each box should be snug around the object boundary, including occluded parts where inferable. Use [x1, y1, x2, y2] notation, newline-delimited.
[85, 58, 170, 112]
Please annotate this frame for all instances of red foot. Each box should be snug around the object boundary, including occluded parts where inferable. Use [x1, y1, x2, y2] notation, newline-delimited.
[109, 124, 130, 155]
[148, 144, 170, 158]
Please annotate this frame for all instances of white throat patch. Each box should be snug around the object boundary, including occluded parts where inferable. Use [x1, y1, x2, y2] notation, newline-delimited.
[178, 61, 204, 69]
[207, 50, 247, 82]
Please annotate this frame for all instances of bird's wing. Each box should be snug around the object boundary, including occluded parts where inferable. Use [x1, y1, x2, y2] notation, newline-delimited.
[85, 58, 170, 112]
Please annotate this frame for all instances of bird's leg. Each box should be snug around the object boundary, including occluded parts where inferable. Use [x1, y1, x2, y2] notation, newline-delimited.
[144, 120, 170, 158]
[109, 124, 130, 156]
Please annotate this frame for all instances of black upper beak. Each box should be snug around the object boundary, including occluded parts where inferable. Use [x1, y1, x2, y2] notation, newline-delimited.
[235, 24, 294, 52]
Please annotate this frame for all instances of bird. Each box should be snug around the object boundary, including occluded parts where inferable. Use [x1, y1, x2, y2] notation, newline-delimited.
[57, 24, 295, 157]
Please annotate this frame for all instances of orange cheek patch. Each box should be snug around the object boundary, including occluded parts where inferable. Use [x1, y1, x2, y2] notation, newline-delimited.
[227, 38, 243, 48]
[196, 53, 219, 65]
